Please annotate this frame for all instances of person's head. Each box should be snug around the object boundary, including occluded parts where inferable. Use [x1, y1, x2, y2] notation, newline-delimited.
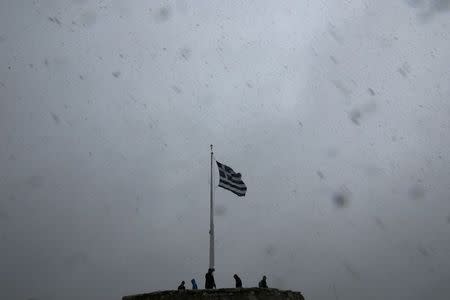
[208, 268, 215, 273]
[262, 276, 266, 280]
[233, 274, 238, 279]
[181, 281, 185, 285]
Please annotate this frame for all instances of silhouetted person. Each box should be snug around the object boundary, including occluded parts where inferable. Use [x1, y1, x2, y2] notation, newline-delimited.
[233, 274, 242, 288]
[191, 279, 198, 290]
[258, 276, 268, 288]
[205, 268, 216, 289]
[178, 281, 186, 290]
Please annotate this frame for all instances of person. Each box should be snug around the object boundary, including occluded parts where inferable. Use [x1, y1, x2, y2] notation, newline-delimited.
[191, 278, 198, 290]
[205, 268, 216, 289]
[258, 275, 268, 288]
[233, 274, 242, 288]
[178, 281, 186, 290]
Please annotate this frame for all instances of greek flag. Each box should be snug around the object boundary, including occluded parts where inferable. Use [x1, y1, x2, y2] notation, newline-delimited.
[216, 161, 247, 197]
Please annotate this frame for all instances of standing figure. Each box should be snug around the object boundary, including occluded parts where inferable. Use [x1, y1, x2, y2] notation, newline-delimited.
[191, 278, 198, 290]
[205, 268, 216, 289]
[233, 274, 242, 288]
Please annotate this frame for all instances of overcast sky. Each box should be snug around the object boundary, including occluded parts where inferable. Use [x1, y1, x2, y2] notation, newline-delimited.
[1, 1, 450, 300]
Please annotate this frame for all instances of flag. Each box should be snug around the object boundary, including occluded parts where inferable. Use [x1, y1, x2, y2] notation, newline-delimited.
[216, 161, 247, 196]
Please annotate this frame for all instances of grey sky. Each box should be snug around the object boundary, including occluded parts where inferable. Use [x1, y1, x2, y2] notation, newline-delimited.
[1, 1, 450, 300]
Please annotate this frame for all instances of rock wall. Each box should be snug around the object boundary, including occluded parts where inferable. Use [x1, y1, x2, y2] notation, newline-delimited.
[123, 288, 305, 300]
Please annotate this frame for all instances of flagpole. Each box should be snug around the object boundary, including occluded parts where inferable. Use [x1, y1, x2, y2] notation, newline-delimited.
[209, 144, 215, 270]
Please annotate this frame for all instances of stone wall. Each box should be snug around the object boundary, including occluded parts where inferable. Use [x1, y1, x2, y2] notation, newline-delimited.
[123, 288, 305, 300]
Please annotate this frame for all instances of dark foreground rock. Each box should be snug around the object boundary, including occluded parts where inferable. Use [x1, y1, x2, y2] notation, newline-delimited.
[123, 288, 305, 300]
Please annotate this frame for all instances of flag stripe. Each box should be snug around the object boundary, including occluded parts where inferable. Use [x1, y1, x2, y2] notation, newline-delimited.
[219, 182, 246, 196]
[224, 174, 245, 185]
[219, 179, 247, 191]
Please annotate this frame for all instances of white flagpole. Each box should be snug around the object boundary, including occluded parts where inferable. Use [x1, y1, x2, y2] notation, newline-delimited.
[209, 144, 215, 270]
